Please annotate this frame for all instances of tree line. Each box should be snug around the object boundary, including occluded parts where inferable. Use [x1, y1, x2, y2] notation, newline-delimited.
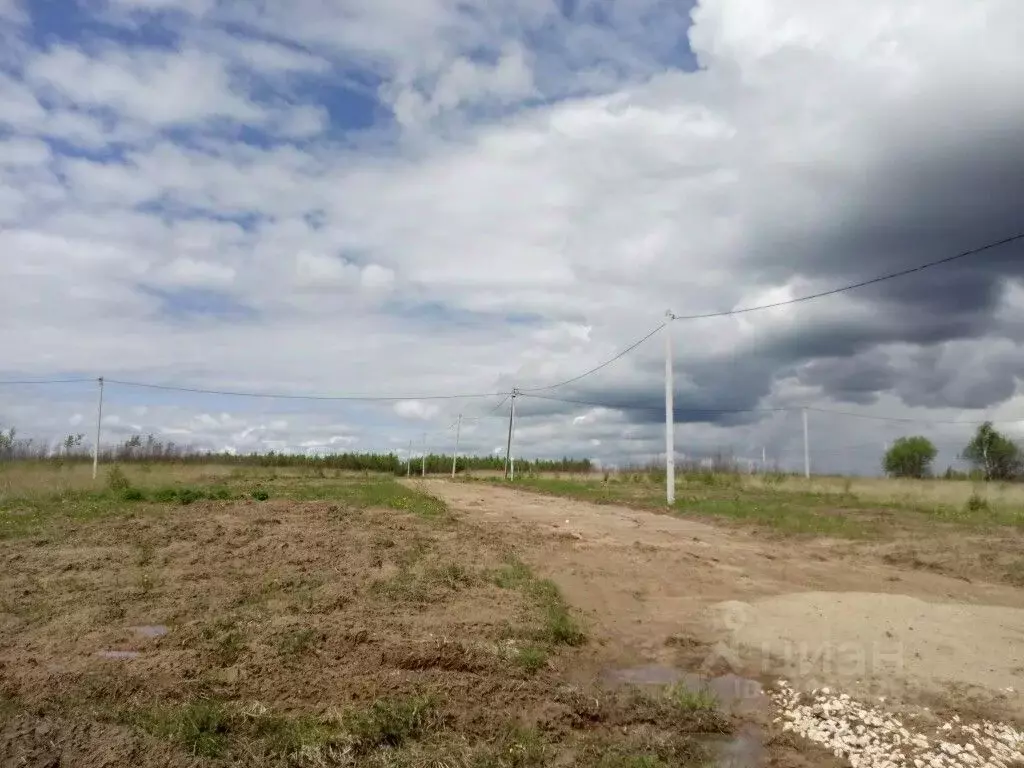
[0, 428, 592, 474]
[883, 422, 1023, 480]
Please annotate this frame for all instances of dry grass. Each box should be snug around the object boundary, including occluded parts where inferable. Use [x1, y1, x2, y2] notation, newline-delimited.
[747, 474, 1024, 511]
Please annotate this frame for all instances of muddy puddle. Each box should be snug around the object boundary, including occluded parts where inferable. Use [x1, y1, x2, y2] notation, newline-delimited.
[601, 665, 768, 768]
[131, 625, 169, 638]
[601, 664, 768, 714]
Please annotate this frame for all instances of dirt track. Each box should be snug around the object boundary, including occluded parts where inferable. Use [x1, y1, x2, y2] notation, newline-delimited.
[422, 481, 1024, 716]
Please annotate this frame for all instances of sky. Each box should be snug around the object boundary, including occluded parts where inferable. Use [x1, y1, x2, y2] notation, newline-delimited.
[1, 0, 1023, 475]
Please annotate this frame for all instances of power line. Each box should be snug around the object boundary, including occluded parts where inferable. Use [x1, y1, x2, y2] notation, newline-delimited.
[520, 392, 786, 415]
[518, 323, 667, 393]
[0, 378, 95, 386]
[671, 232, 1024, 321]
[512, 233, 1024, 395]
[521, 393, 1023, 426]
[103, 378, 507, 402]
[802, 406, 1017, 426]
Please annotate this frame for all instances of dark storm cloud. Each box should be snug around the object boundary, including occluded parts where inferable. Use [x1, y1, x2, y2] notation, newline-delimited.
[797, 352, 896, 406]
[753, 108, 1024, 326]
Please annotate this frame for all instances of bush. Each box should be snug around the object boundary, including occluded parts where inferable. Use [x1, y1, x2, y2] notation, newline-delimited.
[966, 493, 990, 513]
[121, 488, 146, 502]
[251, 488, 270, 502]
[106, 465, 132, 492]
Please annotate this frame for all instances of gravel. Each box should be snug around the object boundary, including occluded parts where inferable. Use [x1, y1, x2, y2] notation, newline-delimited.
[771, 682, 1024, 768]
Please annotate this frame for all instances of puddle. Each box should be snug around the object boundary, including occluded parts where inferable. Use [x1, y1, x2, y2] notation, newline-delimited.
[131, 625, 169, 638]
[96, 650, 141, 660]
[600, 665, 769, 714]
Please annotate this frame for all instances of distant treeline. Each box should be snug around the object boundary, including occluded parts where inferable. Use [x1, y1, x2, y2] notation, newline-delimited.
[0, 429, 593, 475]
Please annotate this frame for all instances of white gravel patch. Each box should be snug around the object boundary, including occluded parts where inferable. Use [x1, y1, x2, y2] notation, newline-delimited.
[771, 681, 1024, 768]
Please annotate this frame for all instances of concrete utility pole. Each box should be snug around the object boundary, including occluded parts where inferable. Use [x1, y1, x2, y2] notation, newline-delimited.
[421, 433, 427, 477]
[803, 408, 811, 479]
[451, 415, 462, 479]
[406, 440, 412, 477]
[504, 389, 518, 481]
[92, 377, 104, 481]
[664, 312, 676, 505]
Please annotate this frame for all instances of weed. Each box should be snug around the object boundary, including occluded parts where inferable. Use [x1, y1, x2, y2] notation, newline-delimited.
[245, 710, 344, 760]
[251, 488, 270, 501]
[966, 493, 990, 513]
[201, 620, 248, 666]
[152, 488, 178, 503]
[121, 487, 146, 502]
[491, 558, 532, 590]
[430, 562, 475, 589]
[106, 465, 131, 493]
[137, 699, 232, 758]
[177, 488, 203, 505]
[513, 645, 549, 674]
[343, 696, 440, 753]
[666, 684, 718, 713]
[530, 579, 586, 647]
[473, 726, 549, 767]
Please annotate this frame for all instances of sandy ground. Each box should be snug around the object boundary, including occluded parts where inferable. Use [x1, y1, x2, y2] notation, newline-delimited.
[421, 481, 1024, 718]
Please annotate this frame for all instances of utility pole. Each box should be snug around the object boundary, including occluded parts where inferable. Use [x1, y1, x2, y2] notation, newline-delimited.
[421, 433, 427, 477]
[802, 408, 810, 479]
[92, 377, 104, 481]
[504, 389, 518, 480]
[762, 446, 766, 471]
[451, 414, 462, 479]
[406, 440, 412, 477]
[664, 312, 676, 505]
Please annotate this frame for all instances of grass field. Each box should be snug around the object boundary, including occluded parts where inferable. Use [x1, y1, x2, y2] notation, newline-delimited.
[0, 462, 737, 766]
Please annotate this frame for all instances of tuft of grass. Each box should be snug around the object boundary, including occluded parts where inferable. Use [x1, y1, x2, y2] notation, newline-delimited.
[342, 696, 441, 753]
[491, 558, 532, 590]
[106, 465, 131, 492]
[512, 645, 549, 674]
[200, 620, 248, 666]
[666, 684, 719, 713]
[251, 488, 270, 501]
[530, 578, 586, 647]
[966, 493, 990, 513]
[472, 725, 549, 767]
[277, 626, 320, 659]
[134, 699, 232, 758]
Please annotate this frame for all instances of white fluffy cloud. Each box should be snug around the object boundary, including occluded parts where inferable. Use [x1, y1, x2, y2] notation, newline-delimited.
[1, 0, 1022, 471]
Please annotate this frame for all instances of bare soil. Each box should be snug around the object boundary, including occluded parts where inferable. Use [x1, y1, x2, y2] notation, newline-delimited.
[422, 481, 1024, 722]
[0, 487, 751, 767]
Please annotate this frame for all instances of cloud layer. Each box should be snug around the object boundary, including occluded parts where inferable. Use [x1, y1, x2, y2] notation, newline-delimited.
[1, 0, 1023, 474]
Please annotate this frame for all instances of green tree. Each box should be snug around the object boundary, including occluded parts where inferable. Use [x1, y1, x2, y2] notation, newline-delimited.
[883, 436, 938, 479]
[962, 422, 1022, 481]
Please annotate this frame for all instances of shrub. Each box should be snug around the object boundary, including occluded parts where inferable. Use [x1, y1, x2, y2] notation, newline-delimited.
[106, 465, 131, 492]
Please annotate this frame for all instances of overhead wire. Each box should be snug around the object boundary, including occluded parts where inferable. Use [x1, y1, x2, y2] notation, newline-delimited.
[0, 378, 95, 386]
[516, 231, 1024, 393]
[104, 378, 507, 402]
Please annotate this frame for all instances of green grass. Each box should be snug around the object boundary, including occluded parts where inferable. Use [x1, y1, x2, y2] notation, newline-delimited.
[343, 696, 441, 753]
[491, 556, 587, 649]
[131, 699, 233, 758]
[486, 473, 1024, 537]
[0, 473, 448, 540]
[666, 684, 719, 713]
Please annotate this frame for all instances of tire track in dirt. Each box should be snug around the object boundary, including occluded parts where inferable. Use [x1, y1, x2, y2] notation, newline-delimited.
[419, 480, 1024, 717]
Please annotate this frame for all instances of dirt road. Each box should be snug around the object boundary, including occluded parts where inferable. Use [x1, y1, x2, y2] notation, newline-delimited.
[422, 480, 1024, 716]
